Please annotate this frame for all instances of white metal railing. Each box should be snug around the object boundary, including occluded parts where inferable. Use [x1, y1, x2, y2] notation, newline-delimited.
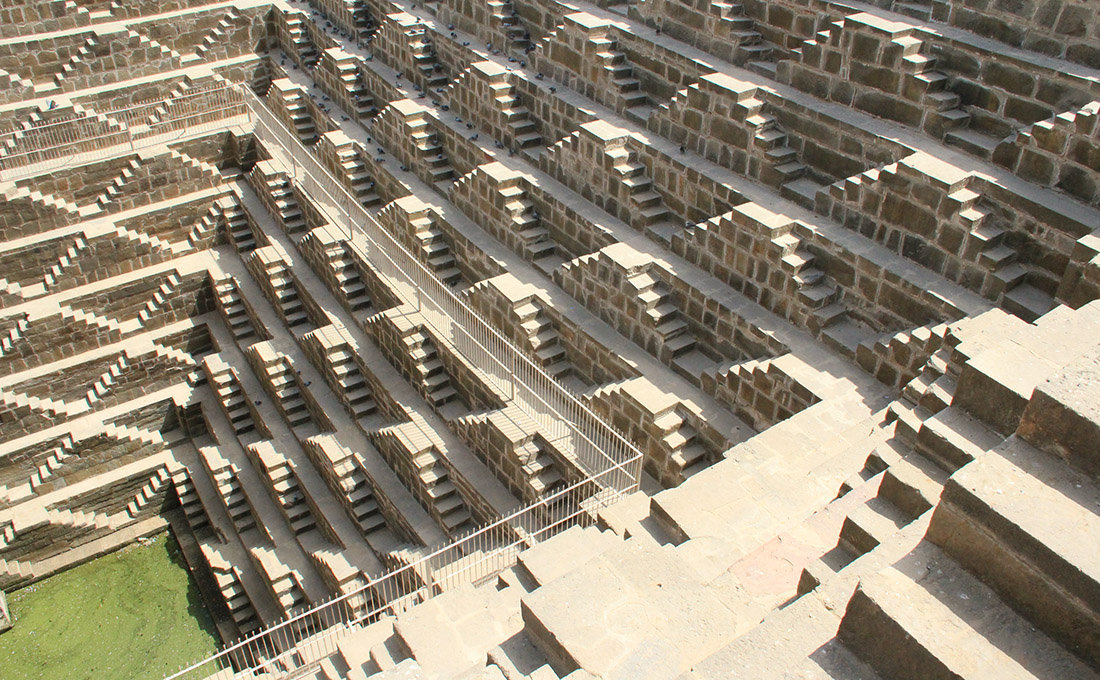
[0, 84, 250, 181]
[0, 64, 646, 680]
[157, 89, 643, 679]
[241, 86, 641, 491]
[165, 469, 631, 680]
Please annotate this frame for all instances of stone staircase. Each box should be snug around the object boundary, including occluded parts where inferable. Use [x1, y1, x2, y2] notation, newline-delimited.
[403, 328, 459, 408]
[513, 299, 571, 378]
[488, 0, 531, 53]
[255, 255, 311, 328]
[269, 80, 319, 146]
[332, 54, 376, 119]
[205, 552, 260, 633]
[248, 441, 316, 536]
[607, 147, 672, 230]
[0, 315, 31, 358]
[410, 444, 472, 533]
[124, 466, 170, 518]
[136, 274, 183, 327]
[202, 447, 259, 536]
[411, 214, 462, 286]
[500, 185, 557, 264]
[250, 346, 314, 430]
[224, 199, 258, 253]
[0, 67, 33, 101]
[213, 277, 262, 345]
[589, 36, 648, 111]
[625, 269, 696, 359]
[653, 406, 708, 478]
[320, 340, 377, 420]
[514, 437, 564, 496]
[714, 1, 772, 64]
[408, 114, 456, 189]
[886, 32, 974, 142]
[186, 202, 222, 250]
[739, 98, 817, 203]
[52, 30, 180, 90]
[204, 355, 260, 438]
[193, 6, 245, 61]
[334, 145, 381, 207]
[92, 149, 223, 214]
[170, 466, 211, 537]
[407, 27, 448, 91]
[284, 12, 320, 69]
[489, 77, 542, 149]
[302, 435, 387, 537]
[26, 234, 90, 297]
[265, 176, 311, 239]
[28, 434, 76, 493]
[252, 546, 308, 614]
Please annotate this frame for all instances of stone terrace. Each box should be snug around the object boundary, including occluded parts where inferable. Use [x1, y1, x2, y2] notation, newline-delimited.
[0, 0, 1098, 678]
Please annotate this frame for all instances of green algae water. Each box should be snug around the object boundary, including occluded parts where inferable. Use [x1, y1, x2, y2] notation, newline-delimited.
[0, 532, 220, 680]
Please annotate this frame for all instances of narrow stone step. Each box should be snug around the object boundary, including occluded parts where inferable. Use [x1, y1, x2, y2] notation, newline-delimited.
[840, 542, 1099, 680]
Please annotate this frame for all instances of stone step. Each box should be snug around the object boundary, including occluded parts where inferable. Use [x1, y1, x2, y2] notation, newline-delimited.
[837, 495, 912, 558]
[840, 542, 1099, 680]
[928, 438, 1100, 667]
[913, 406, 1003, 474]
[878, 453, 946, 520]
[516, 525, 620, 587]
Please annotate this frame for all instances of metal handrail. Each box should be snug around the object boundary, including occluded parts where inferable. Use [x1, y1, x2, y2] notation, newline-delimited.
[164, 469, 633, 680]
[0, 80, 646, 679]
[0, 84, 249, 181]
[157, 88, 644, 680]
[240, 86, 640, 486]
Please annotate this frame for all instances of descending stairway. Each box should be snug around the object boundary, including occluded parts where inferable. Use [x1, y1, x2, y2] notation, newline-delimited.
[328, 249, 373, 313]
[408, 115, 456, 188]
[265, 177, 310, 238]
[125, 466, 171, 518]
[171, 467, 211, 537]
[205, 356, 260, 437]
[332, 53, 376, 119]
[490, 78, 542, 149]
[411, 215, 462, 286]
[214, 277, 261, 344]
[253, 351, 313, 429]
[488, 0, 531, 53]
[407, 27, 448, 90]
[625, 270, 696, 359]
[321, 343, 377, 420]
[305, 437, 387, 536]
[204, 452, 259, 536]
[193, 7, 245, 61]
[205, 552, 260, 633]
[500, 187, 557, 264]
[284, 12, 320, 69]
[513, 300, 571, 378]
[248, 443, 316, 536]
[589, 36, 648, 111]
[402, 329, 459, 408]
[334, 145, 381, 206]
[258, 257, 310, 327]
[410, 445, 472, 533]
[225, 201, 258, 253]
[515, 437, 564, 496]
[29, 435, 77, 493]
[653, 407, 707, 477]
[278, 85, 320, 146]
[607, 148, 670, 229]
[716, 1, 772, 64]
